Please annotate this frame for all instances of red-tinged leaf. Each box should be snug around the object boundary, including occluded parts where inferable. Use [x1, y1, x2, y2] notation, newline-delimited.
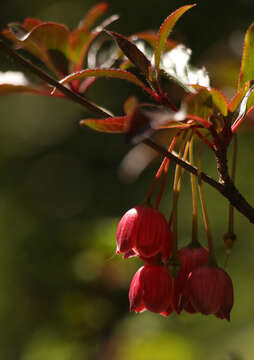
[239, 23, 254, 89]
[228, 82, 250, 112]
[70, 14, 119, 67]
[107, 31, 151, 79]
[154, 4, 196, 73]
[19, 22, 70, 57]
[80, 116, 127, 133]
[231, 84, 254, 132]
[59, 68, 152, 94]
[5, 22, 70, 77]
[23, 18, 42, 31]
[0, 84, 40, 95]
[79, 2, 109, 31]
[0, 71, 41, 95]
[132, 32, 177, 51]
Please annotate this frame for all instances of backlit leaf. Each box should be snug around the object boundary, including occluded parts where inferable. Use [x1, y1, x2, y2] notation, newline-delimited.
[70, 14, 119, 68]
[239, 23, 254, 89]
[154, 4, 195, 74]
[59, 68, 152, 94]
[5, 22, 70, 77]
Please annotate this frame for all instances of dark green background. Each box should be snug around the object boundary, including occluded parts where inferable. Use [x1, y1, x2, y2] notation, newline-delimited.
[1, 0, 254, 359]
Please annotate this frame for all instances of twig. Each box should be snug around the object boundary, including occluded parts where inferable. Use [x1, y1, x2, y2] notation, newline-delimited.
[0, 39, 112, 117]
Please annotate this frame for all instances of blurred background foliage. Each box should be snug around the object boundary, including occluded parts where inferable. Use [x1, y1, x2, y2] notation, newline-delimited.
[1, 0, 254, 359]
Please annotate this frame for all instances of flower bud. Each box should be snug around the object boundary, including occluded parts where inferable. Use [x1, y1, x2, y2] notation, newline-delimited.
[174, 243, 209, 312]
[116, 205, 170, 259]
[180, 265, 233, 321]
[129, 265, 172, 314]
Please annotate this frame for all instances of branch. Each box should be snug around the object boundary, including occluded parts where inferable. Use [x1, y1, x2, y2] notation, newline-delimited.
[0, 39, 112, 117]
[1, 38, 254, 223]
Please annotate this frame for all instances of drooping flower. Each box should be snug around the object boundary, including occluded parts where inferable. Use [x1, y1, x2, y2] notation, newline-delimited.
[180, 265, 234, 321]
[129, 264, 173, 314]
[173, 243, 209, 312]
[116, 205, 171, 259]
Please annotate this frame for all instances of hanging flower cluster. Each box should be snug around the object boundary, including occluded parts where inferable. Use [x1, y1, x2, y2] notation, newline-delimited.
[3, 3, 254, 321]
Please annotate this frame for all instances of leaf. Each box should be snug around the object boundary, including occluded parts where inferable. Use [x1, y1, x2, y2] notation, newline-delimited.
[154, 4, 196, 73]
[59, 68, 152, 94]
[22, 18, 42, 31]
[79, 2, 109, 31]
[80, 116, 127, 133]
[239, 23, 254, 89]
[8, 22, 70, 57]
[228, 82, 250, 112]
[231, 84, 254, 132]
[0, 84, 40, 95]
[0, 71, 40, 95]
[5, 22, 70, 77]
[107, 31, 151, 79]
[70, 14, 119, 68]
[132, 32, 177, 51]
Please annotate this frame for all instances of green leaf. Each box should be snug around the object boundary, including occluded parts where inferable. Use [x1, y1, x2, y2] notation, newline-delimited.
[239, 23, 254, 89]
[107, 31, 151, 79]
[59, 68, 152, 94]
[80, 116, 127, 133]
[154, 4, 196, 74]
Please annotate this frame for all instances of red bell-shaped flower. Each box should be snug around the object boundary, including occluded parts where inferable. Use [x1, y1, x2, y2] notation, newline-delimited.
[173, 243, 209, 312]
[180, 265, 234, 321]
[116, 205, 170, 259]
[129, 265, 173, 314]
